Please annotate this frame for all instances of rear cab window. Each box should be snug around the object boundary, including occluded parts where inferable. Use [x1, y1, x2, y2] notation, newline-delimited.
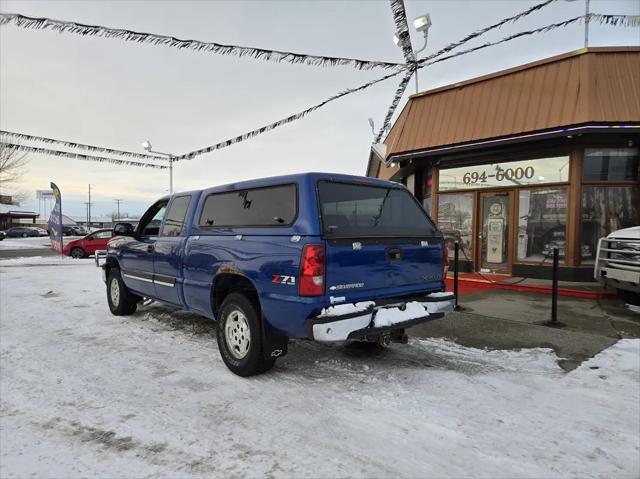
[317, 181, 437, 238]
[199, 184, 297, 227]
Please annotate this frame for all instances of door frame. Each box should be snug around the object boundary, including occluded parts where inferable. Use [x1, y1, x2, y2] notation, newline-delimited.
[475, 189, 516, 275]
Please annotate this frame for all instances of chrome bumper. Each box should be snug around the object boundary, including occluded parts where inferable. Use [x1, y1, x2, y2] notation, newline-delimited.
[306, 292, 455, 343]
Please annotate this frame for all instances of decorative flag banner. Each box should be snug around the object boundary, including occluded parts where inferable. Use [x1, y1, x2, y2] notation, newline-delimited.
[1, 130, 166, 161]
[375, 0, 558, 142]
[376, 12, 640, 143]
[388, 0, 415, 65]
[48, 182, 63, 254]
[0, 143, 168, 169]
[0, 13, 404, 72]
[417, 13, 640, 72]
[174, 70, 401, 161]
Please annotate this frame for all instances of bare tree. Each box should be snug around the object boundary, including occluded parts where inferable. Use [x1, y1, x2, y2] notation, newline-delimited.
[0, 140, 30, 194]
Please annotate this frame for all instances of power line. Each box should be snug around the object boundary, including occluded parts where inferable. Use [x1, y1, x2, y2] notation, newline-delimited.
[0, 12, 404, 72]
[0, 143, 168, 169]
[0, 130, 166, 161]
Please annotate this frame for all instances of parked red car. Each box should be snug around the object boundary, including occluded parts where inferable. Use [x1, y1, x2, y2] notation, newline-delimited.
[63, 229, 114, 258]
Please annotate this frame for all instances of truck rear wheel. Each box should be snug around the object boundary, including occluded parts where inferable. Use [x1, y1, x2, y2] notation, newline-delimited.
[106, 267, 140, 315]
[216, 293, 275, 376]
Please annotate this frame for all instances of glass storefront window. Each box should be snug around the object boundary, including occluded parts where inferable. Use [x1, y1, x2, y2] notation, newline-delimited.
[517, 188, 568, 262]
[438, 156, 570, 191]
[581, 186, 640, 263]
[438, 193, 473, 260]
[583, 148, 639, 181]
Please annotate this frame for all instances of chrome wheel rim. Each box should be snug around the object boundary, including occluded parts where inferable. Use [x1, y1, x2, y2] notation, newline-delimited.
[109, 277, 120, 305]
[225, 309, 250, 360]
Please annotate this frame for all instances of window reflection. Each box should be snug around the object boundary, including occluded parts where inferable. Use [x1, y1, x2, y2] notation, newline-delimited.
[582, 186, 640, 263]
[583, 148, 639, 181]
[517, 188, 569, 261]
[438, 193, 473, 259]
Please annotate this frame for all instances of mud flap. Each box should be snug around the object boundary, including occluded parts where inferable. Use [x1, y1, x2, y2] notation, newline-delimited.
[261, 317, 288, 360]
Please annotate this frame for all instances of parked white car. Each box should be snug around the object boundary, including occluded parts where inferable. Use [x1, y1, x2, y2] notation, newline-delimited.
[594, 226, 640, 306]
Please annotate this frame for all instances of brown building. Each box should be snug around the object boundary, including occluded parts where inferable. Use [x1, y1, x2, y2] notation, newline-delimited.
[368, 47, 640, 281]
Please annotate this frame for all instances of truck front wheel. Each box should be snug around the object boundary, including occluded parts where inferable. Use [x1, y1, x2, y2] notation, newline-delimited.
[106, 267, 140, 315]
[217, 293, 275, 376]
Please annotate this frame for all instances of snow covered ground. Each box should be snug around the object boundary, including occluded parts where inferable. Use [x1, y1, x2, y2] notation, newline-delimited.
[0, 236, 52, 250]
[1, 257, 639, 478]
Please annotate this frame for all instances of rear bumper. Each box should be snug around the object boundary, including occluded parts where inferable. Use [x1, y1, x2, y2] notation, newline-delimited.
[305, 293, 455, 343]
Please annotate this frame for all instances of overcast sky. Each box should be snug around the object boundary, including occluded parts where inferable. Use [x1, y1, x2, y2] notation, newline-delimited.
[1, 0, 638, 218]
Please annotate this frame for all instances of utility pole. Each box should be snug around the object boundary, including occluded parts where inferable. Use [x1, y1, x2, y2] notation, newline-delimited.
[88, 184, 92, 231]
[114, 199, 122, 221]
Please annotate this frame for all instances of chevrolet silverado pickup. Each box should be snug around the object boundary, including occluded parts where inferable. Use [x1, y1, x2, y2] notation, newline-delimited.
[98, 173, 454, 376]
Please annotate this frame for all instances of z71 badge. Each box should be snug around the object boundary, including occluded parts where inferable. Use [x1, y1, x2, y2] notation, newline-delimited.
[272, 274, 296, 285]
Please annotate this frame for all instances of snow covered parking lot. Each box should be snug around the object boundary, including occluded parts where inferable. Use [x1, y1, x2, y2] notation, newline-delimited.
[1, 257, 639, 478]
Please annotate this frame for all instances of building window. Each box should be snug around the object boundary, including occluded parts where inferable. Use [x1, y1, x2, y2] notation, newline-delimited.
[581, 186, 640, 263]
[517, 188, 568, 262]
[438, 193, 473, 260]
[583, 148, 639, 181]
[438, 156, 570, 191]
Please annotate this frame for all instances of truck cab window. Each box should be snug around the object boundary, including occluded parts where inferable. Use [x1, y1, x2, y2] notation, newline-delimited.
[161, 196, 192, 237]
[139, 201, 168, 237]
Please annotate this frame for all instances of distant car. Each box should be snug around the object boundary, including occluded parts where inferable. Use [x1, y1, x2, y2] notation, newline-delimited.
[5, 227, 40, 238]
[71, 225, 87, 236]
[63, 229, 114, 258]
[32, 227, 49, 237]
[0, 231, 5, 241]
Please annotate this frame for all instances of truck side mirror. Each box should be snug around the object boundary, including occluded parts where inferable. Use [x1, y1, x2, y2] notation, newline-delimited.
[113, 222, 135, 237]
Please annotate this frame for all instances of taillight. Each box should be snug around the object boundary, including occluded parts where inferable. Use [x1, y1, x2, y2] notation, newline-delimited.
[299, 244, 325, 296]
[442, 241, 450, 279]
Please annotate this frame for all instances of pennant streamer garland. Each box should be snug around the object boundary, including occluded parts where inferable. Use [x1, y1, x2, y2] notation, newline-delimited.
[0, 13, 403, 71]
[1, 6, 638, 167]
[0, 143, 168, 169]
[375, 0, 558, 141]
[1, 130, 166, 161]
[175, 71, 401, 161]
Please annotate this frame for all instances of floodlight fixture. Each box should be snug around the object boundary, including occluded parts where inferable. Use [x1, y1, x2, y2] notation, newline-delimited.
[142, 140, 152, 151]
[413, 14, 432, 33]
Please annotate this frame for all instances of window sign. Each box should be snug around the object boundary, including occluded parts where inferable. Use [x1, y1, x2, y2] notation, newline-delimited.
[438, 156, 570, 191]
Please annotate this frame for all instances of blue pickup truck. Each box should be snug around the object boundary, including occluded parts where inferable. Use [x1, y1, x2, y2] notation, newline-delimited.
[99, 172, 454, 376]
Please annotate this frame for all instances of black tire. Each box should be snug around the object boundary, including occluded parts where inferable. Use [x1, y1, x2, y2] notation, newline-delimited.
[617, 289, 640, 306]
[70, 247, 85, 259]
[106, 267, 140, 315]
[216, 293, 275, 377]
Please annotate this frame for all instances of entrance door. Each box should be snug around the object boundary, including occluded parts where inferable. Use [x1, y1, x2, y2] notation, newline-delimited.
[479, 191, 512, 274]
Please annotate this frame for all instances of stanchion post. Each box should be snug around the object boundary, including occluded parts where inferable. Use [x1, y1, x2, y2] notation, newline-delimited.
[544, 247, 564, 327]
[454, 241, 460, 310]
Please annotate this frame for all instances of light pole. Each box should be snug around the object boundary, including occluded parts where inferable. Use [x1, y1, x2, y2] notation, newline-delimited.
[142, 140, 175, 194]
[566, 0, 590, 48]
[393, 14, 432, 94]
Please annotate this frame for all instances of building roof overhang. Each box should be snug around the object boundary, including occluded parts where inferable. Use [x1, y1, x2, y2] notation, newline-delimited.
[380, 47, 640, 171]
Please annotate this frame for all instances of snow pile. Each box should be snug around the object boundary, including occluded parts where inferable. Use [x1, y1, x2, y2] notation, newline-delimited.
[318, 301, 374, 317]
[373, 301, 427, 327]
[1, 260, 638, 478]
